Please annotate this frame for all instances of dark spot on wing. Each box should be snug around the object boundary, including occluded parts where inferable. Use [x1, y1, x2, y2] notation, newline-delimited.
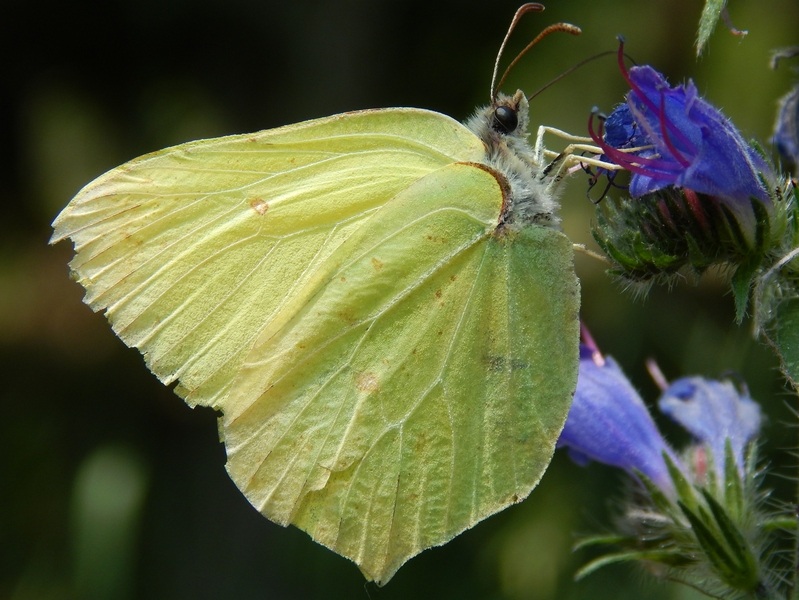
[485, 355, 529, 372]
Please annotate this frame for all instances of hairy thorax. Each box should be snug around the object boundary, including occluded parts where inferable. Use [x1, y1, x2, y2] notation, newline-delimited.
[465, 90, 560, 229]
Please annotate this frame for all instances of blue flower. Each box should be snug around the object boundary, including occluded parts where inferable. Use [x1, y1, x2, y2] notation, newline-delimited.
[590, 41, 772, 209]
[566, 342, 774, 597]
[558, 345, 678, 492]
[560, 341, 764, 495]
[658, 377, 762, 477]
[602, 103, 648, 151]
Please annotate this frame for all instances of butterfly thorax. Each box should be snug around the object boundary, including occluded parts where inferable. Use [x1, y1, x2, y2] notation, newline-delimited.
[465, 90, 560, 229]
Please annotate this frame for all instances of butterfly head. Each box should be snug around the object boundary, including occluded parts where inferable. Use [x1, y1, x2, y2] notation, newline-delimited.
[490, 91, 528, 135]
[466, 90, 560, 228]
[466, 91, 536, 169]
[469, 90, 530, 140]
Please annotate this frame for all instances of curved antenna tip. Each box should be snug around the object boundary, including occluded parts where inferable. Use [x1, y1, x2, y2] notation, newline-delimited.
[490, 3, 547, 99]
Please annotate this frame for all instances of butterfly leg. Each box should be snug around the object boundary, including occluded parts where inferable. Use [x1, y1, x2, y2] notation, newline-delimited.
[535, 124, 658, 190]
[534, 125, 624, 182]
[534, 125, 599, 164]
[571, 243, 611, 265]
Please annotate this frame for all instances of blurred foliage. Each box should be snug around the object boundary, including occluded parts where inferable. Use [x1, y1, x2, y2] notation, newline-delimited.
[3, 0, 799, 598]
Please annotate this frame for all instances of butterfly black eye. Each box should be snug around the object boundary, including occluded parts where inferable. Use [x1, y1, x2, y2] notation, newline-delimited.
[492, 105, 518, 134]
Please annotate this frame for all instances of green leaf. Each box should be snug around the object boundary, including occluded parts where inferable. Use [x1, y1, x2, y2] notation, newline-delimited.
[722, 440, 744, 522]
[573, 534, 632, 551]
[729, 199, 771, 323]
[696, 0, 726, 56]
[701, 490, 758, 580]
[679, 501, 737, 580]
[575, 550, 687, 581]
[637, 467, 681, 520]
[761, 517, 799, 532]
[731, 261, 757, 323]
[665, 453, 699, 513]
[680, 491, 761, 593]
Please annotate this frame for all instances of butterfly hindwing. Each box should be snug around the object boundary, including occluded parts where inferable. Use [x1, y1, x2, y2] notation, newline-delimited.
[221, 162, 579, 583]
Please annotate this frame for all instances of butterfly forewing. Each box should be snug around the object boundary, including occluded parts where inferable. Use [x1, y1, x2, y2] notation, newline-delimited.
[51, 109, 485, 410]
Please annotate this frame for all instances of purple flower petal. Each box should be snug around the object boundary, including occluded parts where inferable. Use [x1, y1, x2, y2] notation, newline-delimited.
[658, 377, 762, 476]
[592, 42, 773, 219]
[558, 346, 677, 492]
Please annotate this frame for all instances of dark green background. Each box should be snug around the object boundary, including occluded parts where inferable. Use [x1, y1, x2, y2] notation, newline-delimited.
[4, 0, 798, 598]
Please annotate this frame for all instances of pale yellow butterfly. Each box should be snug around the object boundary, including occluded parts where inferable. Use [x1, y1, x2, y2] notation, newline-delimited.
[51, 3, 591, 584]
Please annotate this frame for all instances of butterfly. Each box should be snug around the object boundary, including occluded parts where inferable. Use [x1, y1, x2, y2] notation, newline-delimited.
[50, 3, 582, 585]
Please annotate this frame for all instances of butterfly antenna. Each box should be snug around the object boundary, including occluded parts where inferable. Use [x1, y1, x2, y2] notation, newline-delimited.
[493, 20, 582, 98]
[527, 50, 617, 102]
[490, 3, 546, 100]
